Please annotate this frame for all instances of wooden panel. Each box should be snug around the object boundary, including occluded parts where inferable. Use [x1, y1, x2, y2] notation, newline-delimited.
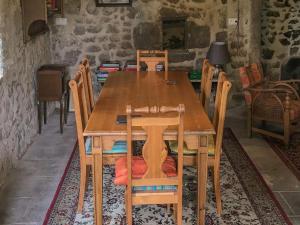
[84, 71, 214, 137]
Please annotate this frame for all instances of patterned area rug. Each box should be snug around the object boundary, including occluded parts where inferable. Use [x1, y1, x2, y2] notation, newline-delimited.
[43, 129, 291, 225]
[266, 133, 300, 181]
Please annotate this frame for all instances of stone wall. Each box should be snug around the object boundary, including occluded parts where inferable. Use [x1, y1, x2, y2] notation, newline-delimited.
[0, 0, 51, 186]
[50, 0, 230, 72]
[261, 0, 300, 79]
[50, 0, 262, 98]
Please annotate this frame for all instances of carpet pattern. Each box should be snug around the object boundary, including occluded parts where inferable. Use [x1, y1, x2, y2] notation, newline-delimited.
[267, 133, 300, 181]
[43, 129, 291, 225]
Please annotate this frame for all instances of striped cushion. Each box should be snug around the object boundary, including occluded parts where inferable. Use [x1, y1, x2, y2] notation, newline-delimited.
[169, 135, 215, 156]
[250, 63, 263, 84]
[133, 185, 177, 192]
[85, 137, 127, 155]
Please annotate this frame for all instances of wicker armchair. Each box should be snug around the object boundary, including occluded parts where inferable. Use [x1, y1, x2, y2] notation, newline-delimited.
[239, 63, 300, 147]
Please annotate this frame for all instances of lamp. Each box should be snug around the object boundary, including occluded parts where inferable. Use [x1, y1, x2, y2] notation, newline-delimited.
[206, 41, 230, 74]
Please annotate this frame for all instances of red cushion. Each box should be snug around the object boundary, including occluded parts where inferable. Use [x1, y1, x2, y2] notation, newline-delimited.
[114, 156, 177, 185]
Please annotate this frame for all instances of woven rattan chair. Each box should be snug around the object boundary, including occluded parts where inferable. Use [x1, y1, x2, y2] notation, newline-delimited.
[239, 63, 300, 147]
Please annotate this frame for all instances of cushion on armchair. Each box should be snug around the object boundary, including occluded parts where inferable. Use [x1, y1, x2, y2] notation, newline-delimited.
[85, 137, 127, 155]
[290, 100, 300, 120]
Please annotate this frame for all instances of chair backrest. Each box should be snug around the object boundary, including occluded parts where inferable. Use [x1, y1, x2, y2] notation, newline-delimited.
[137, 50, 168, 72]
[80, 58, 95, 112]
[200, 59, 215, 113]
[126, 104, 184, 188]
[212, 72, 232, 157]
[69, 70, 90, 160]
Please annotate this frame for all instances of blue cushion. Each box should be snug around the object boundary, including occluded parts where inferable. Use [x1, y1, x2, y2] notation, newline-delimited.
[85, 137, 127, 155]
[133, 185, 177, 192]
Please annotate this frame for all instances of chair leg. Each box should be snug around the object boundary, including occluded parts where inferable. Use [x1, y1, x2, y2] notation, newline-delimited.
[247, 107, 252, 138]
[126, 189, 132, 225]
[177, 202, 182, 225]
[283, 111, 290, 148]
[173, 204, 177, 223]
[60, 99, 64, 134]
[77, 164, 87, 213]
[38, 101, 42, 134]
[213, 166, 222, 216]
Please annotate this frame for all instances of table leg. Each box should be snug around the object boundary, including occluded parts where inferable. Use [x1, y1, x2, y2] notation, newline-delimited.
[38, 101, 42, 134]
[60, 99, 63, 133]
[43, 101, 47, 124]
[92, 137, 103, 225]
[64, 92, 68, 124]
[197, 135, 208, 225]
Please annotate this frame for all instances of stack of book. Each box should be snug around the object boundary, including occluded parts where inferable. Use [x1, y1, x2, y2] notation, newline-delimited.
[124, 60, 137, 71]
[156, 64, 164, 72]
[96, 61, 121, 82]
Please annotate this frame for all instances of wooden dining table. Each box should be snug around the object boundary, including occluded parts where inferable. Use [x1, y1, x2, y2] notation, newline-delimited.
[83, 71, 215, 225]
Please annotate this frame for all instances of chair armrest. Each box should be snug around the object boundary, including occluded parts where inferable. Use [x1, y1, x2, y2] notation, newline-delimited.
[245, 87, 292, 94]
[276, 79, 300, 83]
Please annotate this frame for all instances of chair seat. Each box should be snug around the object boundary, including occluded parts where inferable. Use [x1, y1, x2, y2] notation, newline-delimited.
[85, 137, 127, 155]
[114, 156, 177, 189]
[169, 135, 215, 156]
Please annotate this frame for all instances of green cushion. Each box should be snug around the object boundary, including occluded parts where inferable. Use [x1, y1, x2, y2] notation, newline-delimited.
[133, 185, 177, 192]
[169, 135, 215, 156]
[85, 137, 127, 155]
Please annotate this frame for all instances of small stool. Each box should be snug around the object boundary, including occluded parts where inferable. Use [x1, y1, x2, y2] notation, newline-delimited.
[37, 64, 70, 134]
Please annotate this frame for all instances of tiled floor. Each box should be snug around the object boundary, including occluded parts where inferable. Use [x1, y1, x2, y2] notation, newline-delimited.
[0, 107, 299, 225]
[0, 112, 76, 225]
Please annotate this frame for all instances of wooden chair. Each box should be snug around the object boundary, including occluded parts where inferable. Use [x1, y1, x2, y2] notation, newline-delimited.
[137, 50, 168, 72]
[80, 58, 95, 114]
[92, 104, 185, 225]
[69, 70, 127, 213]
[239, 63, 300, 146]
[169, 72, 232, 215]
[200, 59, 215, 113]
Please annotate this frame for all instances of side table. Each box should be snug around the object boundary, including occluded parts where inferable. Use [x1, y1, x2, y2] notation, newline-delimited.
[37, 64, 69, 134]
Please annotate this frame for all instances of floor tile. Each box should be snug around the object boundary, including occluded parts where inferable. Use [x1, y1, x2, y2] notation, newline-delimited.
[280, 192, 300, 215]
[289, 216, 300, 225]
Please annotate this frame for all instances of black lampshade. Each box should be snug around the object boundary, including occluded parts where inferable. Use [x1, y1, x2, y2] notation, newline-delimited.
[206, 42, 230, 65]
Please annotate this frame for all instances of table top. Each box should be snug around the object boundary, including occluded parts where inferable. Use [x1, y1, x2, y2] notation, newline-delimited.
[84, 71, 215, 136]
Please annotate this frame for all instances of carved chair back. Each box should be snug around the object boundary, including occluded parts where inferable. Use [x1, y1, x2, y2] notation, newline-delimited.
[137, 50, 168, 72]
[126, 104, 184, 187]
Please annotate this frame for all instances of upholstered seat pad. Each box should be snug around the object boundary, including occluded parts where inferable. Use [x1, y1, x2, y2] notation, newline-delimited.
[169, 135, 215, 156]
[290, 100, 300, 120]
[85, 137, 127, 155]
[114, 156, 177, 187]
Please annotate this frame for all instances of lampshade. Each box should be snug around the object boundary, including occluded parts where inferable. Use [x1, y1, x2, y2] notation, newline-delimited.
[206, 42, 230, 65]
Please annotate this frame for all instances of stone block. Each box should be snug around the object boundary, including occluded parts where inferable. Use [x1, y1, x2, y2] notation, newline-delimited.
[133, 23, 161, 49]
[187, 22, 210, 48]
